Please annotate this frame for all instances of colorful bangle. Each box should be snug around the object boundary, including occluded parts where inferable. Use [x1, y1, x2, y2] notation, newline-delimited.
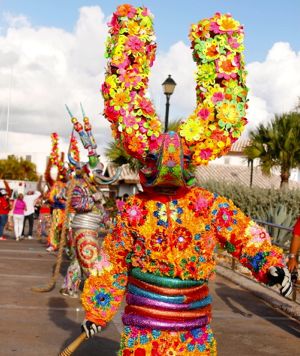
[128, 276, 208, 297]
[124, 304, 211, 320]
[126, 292, 212, 310]
[130, 268, 205, 288]
[128, 284, 184, 303]
[122, 313, 208, 330]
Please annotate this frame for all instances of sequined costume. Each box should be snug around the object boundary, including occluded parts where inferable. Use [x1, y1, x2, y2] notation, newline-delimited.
[60, 177, 107, 295]
[60, 105, 120, 296]
[79, 5, 288, 355]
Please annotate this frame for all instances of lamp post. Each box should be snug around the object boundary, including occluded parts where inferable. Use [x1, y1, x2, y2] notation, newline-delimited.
[162, 74, 176, 132]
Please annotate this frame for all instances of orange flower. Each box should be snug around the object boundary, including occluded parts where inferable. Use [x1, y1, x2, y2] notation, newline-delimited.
[112, 91, 130, 107]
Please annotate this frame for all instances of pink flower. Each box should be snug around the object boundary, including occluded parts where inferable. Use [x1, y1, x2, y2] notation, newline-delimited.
[200, 148, 212, 159]
[198, 108, 211, 120]
[195, 197, 209, 210]
[127, 36, 143, 51]
[210, 21, 221, 34]
[102, 82, 110, 95]
[108, 14, 120, 34]
[138, 98, 154, 115]
[123, 114, 137, 127]
[228, 37, 240, 49]
[212, 92, 225, 104]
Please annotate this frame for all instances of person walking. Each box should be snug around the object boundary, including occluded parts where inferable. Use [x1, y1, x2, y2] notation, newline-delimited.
[0, 188, 11, 240]
[12, 193, 27, 241]
[22, 190, 41, 239]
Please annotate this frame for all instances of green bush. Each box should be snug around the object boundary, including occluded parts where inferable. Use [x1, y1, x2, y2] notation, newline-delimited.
[197, 179, 300, 227]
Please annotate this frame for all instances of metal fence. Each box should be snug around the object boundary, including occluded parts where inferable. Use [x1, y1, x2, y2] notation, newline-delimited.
[217, 219, 299, 303]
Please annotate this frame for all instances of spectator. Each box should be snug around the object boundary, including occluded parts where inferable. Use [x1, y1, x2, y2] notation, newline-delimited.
[0, 187, 11, 240]
[287, 216, 300, 273]
[122, 193, 129, 202]
[115, 196, 124, 211]
[37, 196, 52, 239]
[12, 193, 27, 241]
[22, 190, 41, 239]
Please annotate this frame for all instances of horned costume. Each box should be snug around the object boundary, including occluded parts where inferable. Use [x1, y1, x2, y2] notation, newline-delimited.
[80, 5, 292, 355]
[60, 106, 120, 296]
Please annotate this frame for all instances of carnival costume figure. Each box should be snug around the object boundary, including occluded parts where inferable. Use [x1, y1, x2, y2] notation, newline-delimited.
[60, 105, 121, 297]
[79, 5, 293, 355]
[45, 133, 68, 252]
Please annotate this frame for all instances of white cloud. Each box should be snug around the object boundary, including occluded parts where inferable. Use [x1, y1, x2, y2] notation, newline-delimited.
[0, 6, 299, 174]
[0, 7, 108, 146]
[246, 42, 300, 129]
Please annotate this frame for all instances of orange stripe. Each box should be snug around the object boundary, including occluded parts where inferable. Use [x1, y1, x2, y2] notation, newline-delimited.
[128, 276, 208, 297]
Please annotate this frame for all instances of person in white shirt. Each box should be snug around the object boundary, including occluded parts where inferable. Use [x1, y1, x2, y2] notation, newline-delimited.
[22, 190, 41, 239]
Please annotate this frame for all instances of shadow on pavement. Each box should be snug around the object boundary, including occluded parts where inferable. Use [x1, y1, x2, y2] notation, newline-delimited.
[48, 297, 120, 355]
[214, 281, 300, 338]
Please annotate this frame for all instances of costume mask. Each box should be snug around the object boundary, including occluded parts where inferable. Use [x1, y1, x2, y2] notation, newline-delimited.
[102, 8, 248, 188]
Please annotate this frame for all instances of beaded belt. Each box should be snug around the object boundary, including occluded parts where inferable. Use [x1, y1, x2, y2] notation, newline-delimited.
[122, 268, 211, 330]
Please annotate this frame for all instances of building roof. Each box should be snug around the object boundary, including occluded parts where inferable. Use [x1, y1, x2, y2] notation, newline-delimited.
[195, 164, 300, 190]
[228, 138, 251, 154]
[106, 163, 139, 184]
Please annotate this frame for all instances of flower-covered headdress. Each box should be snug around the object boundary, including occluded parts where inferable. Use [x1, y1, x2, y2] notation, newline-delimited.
[102, 5, 248, 187]
[45, 133, 67, 186]
[66, 104, 121, 184]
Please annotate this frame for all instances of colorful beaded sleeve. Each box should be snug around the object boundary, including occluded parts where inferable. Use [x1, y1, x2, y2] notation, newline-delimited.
[211, 195, 284, 283]
[81, 213, 133, 325]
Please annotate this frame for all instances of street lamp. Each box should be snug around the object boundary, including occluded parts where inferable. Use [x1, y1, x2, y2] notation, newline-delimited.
[162, 74, 176, 132]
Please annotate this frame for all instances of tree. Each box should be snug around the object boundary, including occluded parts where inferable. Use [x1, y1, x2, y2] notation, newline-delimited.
[0, 155, 38, 181]
[105, 141, 140, 173]
[244, 112, 300, 188]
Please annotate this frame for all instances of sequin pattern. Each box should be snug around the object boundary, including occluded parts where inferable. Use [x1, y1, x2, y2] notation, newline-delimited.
[81, 187, 284, 354]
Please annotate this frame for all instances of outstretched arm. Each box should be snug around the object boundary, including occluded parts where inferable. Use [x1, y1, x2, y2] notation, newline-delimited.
[3, 180, 12, 197]
[81, 208, 133, 328]
[211, 195, 285, 284]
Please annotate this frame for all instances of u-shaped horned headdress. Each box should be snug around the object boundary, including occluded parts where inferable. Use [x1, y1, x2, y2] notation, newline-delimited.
[45, 133, 67, 187]
[102, 5, 248, 187]
[66, 104, 121, 185]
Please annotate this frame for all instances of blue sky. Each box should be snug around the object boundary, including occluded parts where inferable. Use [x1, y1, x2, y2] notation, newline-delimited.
[1, 0, 300, 63]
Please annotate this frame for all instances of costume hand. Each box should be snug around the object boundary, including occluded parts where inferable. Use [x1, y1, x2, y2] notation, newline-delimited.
[81, 319, 101, 338]
[268, 266, 293, 297]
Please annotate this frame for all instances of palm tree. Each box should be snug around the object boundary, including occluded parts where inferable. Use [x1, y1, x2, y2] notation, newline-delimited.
[105, 141, 140, 172]
[244, 112, 300, 188]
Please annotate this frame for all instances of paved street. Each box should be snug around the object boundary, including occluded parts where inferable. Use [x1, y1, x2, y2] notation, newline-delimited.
[0, 237, 299, 356]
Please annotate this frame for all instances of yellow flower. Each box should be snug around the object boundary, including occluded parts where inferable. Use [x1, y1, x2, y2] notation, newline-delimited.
[105, 75, 118, 90]
[217, 15, 240, 32]
[127, 21, 140, 35]
[217, 101, 240, 124]
[112, 90, 130, 108]
[179, 117, 204, 142]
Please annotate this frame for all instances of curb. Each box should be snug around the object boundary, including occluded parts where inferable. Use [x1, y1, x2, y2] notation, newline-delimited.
[216, 265, 300, 322]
